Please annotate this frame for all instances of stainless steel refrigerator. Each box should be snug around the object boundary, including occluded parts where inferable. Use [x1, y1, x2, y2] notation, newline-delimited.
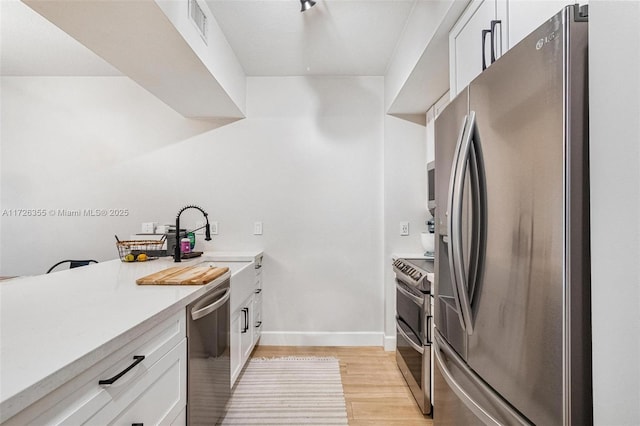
[433, 5, 591, 425]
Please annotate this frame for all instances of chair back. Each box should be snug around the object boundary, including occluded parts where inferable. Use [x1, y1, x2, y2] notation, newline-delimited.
[46, 259, 98, 274]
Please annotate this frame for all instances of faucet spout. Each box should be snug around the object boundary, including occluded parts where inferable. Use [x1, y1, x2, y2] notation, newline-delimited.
[174, 205, 212, 262]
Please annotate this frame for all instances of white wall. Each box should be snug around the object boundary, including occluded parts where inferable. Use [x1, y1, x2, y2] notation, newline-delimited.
[0, 75, 386, 346]
[590, 1, 640, 424]
[0, 76, 223, 274]
[383, 115, 428, 349]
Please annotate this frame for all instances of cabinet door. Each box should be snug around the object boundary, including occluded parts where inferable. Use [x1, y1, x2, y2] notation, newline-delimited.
[449, 0, 498, 96]
[102, 339, 187, 426]
[4, 313, 185, 426]
[230, 310, 243, 386]
[240, 298, 254, 361]
[253, 269, 263, 342]
[506, 0, 571, 49]
[253, 290, 263, 342]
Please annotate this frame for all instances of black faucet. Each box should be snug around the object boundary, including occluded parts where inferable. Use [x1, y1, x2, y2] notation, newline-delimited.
[174, 205, 212, 262]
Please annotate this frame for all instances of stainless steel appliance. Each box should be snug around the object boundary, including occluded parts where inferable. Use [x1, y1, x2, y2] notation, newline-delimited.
[186, 278, 231, 425]
[393, 257, 434, 416]
[427, 161, 436, 217]
[433, 5, 591, 425]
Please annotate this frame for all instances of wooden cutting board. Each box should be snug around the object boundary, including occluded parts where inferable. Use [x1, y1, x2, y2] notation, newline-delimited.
[136, 266, 229, 285]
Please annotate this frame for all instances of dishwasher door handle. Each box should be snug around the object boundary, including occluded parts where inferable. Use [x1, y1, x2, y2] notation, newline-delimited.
[191, 287, 231, 321]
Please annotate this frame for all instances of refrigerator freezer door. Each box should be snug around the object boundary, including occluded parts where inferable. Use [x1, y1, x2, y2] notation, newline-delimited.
[434, 89, 469, 359]
[466, 10, 567, 425]
[433, 332, 531, 426]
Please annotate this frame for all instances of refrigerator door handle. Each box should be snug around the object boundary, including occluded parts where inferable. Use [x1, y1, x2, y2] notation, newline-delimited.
[447, 114, 469, 331]
[451, 111, 476, 335]
[466, 137, 483, 307]
[434, 333, 531, 426]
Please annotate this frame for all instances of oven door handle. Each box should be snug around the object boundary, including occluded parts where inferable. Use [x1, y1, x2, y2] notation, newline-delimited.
[396, 281, 424, 307]
[396, 319, 424, 355]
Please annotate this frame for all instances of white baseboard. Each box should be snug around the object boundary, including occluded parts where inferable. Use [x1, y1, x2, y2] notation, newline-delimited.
[383, 335, 396, 351]
[259, 331, 384, 347]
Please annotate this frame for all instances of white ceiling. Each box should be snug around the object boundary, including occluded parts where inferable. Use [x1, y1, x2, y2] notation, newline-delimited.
[205, 0, 416, 76]
[1, 0, 417, 77]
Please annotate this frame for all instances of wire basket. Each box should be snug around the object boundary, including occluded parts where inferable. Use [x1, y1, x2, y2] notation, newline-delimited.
[116, 238, 165, 262]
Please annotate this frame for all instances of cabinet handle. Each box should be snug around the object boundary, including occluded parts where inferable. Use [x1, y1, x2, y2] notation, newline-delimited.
[254, 288, 262, 294]
[132, 423, 144, 426]
[241, 308, 249, 333]
[99, 355, 145, 386]
[481, 28, 491, 71]
[490, 20, 501, 64]
[255, 321, 262, 328]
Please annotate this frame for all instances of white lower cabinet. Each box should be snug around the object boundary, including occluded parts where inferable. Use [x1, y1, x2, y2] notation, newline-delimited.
[231, 294, 254, 385]
[4, 312, 187, 425]
[95, 339, 186, 425]
[253, 290, 262, 342]
[253, 265, 263, 341]
[240, 298, 255, 361]
[230, 307, 243, 384]
[170, 406, 186, 426]
[229, 256, 264, 387]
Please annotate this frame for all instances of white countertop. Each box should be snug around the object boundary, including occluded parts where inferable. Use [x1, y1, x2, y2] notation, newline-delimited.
[0, 251, 262, 421]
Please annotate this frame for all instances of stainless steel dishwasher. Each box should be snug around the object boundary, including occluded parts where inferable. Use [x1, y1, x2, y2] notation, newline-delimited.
[186, 278, 231, 425]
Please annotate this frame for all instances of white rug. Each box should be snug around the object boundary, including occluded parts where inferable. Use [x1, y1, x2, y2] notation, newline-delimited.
[219, 357, 349, 425]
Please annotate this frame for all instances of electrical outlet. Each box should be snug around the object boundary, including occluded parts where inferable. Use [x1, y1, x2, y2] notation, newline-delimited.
[195, 220, 205, 235]
[211, 221, 218, 235]
[254, 221, 263, 235]
[400, 221, 409, 236]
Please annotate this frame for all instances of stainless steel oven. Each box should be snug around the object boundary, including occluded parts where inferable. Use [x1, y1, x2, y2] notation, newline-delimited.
[393, 257, 433, 416]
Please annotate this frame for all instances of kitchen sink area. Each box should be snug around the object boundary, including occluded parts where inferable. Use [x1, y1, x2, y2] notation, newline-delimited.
[0, 251, 262, 424]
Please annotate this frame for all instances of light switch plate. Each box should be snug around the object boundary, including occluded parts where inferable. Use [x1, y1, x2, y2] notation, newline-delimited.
[254, 221, 263, 235]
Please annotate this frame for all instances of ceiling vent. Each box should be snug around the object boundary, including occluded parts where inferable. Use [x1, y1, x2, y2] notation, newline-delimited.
[189, 0, 208, 44]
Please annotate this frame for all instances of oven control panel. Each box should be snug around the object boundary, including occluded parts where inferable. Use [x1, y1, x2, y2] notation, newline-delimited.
[393, 259, 424, 281]
[392, 258, 432, 293]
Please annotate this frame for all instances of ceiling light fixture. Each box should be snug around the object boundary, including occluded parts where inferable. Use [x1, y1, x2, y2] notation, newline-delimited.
[300, 0, 316, 12]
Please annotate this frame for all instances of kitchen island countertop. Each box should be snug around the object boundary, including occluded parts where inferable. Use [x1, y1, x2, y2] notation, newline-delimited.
[0, 251, 262, 422]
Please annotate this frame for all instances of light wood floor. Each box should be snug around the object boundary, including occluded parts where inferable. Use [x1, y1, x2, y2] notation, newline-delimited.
[251, 346, 433, 426]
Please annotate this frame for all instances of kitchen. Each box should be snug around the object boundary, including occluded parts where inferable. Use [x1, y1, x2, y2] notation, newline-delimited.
[0, 0, 638, 425]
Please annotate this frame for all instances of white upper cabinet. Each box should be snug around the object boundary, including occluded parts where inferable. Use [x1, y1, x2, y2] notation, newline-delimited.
[506, 1, 579, 49]
[449, 0, 507, 97]
[449, 0, 580, 98]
